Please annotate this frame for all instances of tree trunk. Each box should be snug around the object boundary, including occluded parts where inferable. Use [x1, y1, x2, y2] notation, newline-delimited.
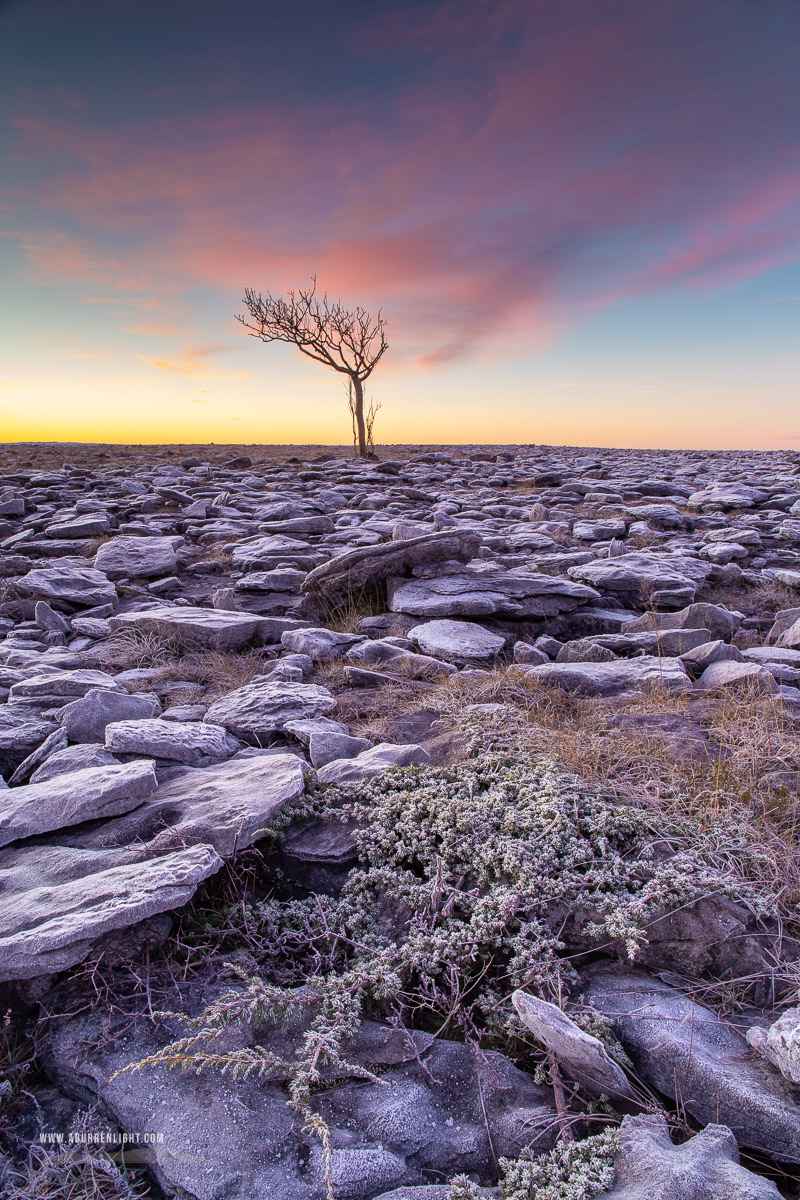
[351, 374, 368, 457]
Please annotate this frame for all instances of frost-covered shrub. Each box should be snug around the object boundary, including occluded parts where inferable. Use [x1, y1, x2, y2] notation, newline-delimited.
[499, 1129, 618, 1200]
[119, 752, 757, 1195]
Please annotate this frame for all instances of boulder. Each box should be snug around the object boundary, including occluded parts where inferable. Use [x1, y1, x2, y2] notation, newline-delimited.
[8, 668, 123, 702]
[57, 688, 161, 743]
[308, 731, 372, 768]
[344, 639, 457, 680]
[389, 567, 598, 619]
[680, 640, 744, 678]
[776, 617, 800, 650]
[582, 966, 800, 1164]
[567, 554, 712, 610]
[747, 1006, 800, 1085]
[624, 602, 740, 642]
[205, 680, 337, 738]
[0, 759, 158, 847]
[407, 619, 506, 664]
[316, 742, 431, 786]
[520, 657, 692, 697]
[104, 718, 240, 765]
[97, 751, 306, 859]
[0, 844, 221, 982]
[300, 530, 482, 618]
[44, 1009, 555, 1200]
[600, 1112, 781, 1199]
[109, 606, 275, 651]
[17, 565, 117, 610]
[281, 627, 362, 662]
[512, 990, 636, 1102]
[30, 743, 118, 783]
[94, 535, 180, 580]
[694, 660, 778, 693]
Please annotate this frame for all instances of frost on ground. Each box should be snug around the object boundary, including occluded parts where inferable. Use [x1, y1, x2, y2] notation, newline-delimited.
[1, 442, 800, 1199]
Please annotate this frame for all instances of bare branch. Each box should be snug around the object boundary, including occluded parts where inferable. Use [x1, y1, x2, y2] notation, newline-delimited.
[237, 278, 388, 457]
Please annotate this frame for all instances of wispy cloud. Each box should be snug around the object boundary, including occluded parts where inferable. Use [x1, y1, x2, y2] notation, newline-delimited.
[139, 343, 232, 377]
[6, 0, 800, 368]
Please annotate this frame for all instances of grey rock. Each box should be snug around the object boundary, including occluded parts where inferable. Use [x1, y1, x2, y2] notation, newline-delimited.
[556, 639, 618, 664]
[520, 656, 692, 696]
[18, 566, 117, 609]
[46, 512, 112, 539]
[573, 518, 627, 540]
[774, 569, 800, 589]
[44, 1009, 554, 1200]
[8, 668, 123, 702]
[70, 615, 111, 638]
[205, 680, 337, 738]
[109, 605, 276, 650]
[94, 536, 181, 580]
[0, 759, 158, 847]
[344, 639, 457, 680]
[57, 688, 162, 743]
[0, 709, 57, 773]
[105, 718, 240, 764]
[407, 619, 506, 664]
[389, 567, 598, 619]
[300, 530, 482, 619]
[600, 1112, 781, 1199]
[316, 742, 431, 786]
[568, 553, 712, 610]
[235, 568, 306, 592]
[747, 1006, 800, 1085]
[283, 716, 351, 744]
[104, 751, 307, 857]
[582, 966, 800, 1163]
[281, 626, 362, 662]
[767, 608, 800, 645]
[0, 844, 221, 981]
[34, 600, 71, 633]
[776, 616, 800, 650]
[30, 743, 118, 783]
[309, 731, 372, 768]
[695, 659, 778, 693]
[687, 484, 766, 509]
[680, 640, 744, 678]
[512, 990, 636, 1101]
[8, 726, 68, 785]
[624, 602, 741, 642]
[231, 534, 315, 570]
[512, 641, 549, 664]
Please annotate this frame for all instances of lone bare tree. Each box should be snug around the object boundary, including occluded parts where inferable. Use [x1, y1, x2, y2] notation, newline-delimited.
[237, 278, 388, 458]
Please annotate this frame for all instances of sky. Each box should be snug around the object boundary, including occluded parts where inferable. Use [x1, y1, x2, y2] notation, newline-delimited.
[1, 0, 799, 450]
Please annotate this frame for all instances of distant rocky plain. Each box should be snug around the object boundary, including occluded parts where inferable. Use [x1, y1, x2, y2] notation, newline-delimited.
[1, 442, 800, 1200]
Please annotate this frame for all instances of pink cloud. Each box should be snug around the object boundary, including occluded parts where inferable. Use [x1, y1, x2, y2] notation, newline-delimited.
[5, 1, 800, 367]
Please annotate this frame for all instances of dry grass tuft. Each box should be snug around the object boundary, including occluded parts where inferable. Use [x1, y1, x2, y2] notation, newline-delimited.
[155, 648, 266, 699]
[3, 1145, 149, 1199]
[702, 577, 800, 618]
[96, 628, 182, 671]
[97, 627, 267, 698]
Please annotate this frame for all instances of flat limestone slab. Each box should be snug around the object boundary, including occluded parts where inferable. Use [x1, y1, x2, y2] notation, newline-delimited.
[0, 760, 158, 847]
[18, 565, 117, 609]
[0, 843, 221, 981]
[104, 718, 239, 765]
[583, 966, 800, 1164]
[104, 751, 308, 858]
[95, 535, 181, 580]
[389, 568, 597, 619]
[109, 605, 275, 650]
[205, 680, 337, 737]
[520, 656, 692, 696]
